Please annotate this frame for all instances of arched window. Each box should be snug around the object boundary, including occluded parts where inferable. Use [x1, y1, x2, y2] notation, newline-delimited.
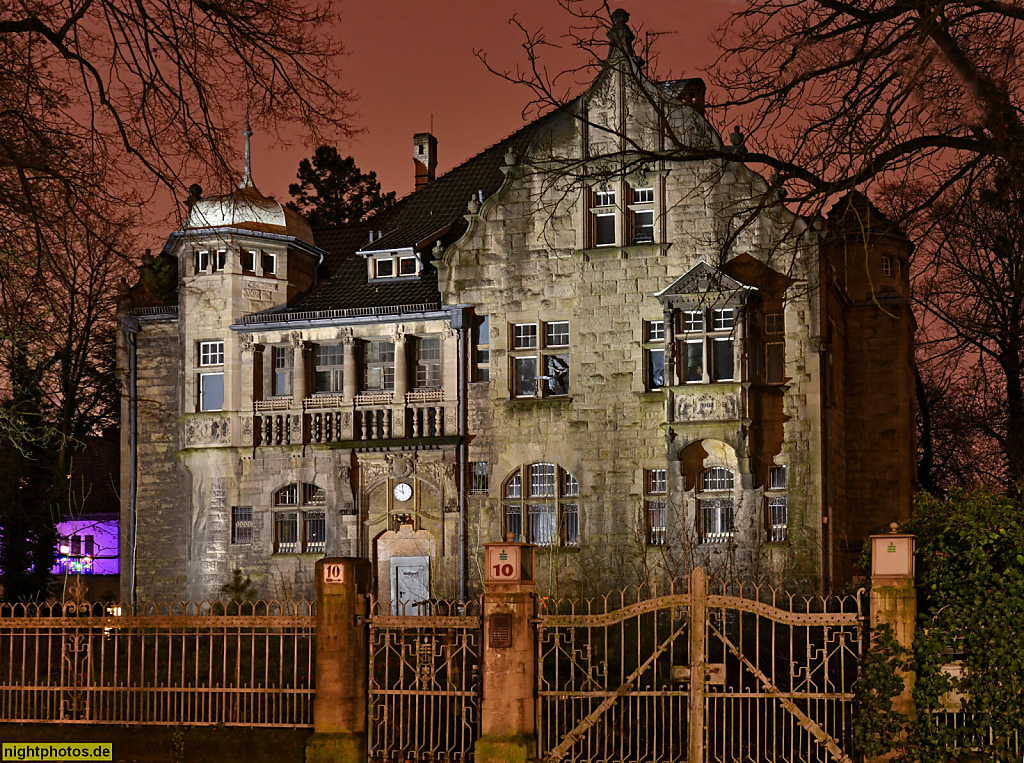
[273, 483, 326, 554]
[502, 464, 579, 547]
[698, 467, 734, 544]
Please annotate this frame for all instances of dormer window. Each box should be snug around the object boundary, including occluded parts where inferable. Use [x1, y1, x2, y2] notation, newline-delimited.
[375, 258, 394, 278]
[369, 251, 419, 280]
[262, 252, 277, 276]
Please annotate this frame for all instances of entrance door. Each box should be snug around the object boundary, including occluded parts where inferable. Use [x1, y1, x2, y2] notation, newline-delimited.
[391, 556, 430, 615]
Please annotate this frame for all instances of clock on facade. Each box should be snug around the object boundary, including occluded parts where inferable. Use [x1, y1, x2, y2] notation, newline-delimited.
[393, 482, 413, 502]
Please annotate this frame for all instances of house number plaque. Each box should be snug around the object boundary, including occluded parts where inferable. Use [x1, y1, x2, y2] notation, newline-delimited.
[322, 562, 346, 585]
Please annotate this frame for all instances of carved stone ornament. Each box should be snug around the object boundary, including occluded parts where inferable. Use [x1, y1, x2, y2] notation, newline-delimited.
[421, 460, 458, 511]
[674, 392, 739, 422]
[391, 324, 407, 344]
[290, 331, 305, 349]
[185, 417, 231, 446]
[443, 324, 458, 340]
[239, 334, 255, 353]
[386, 453, 416, 479]
[340, 327, 356, 346]
[360, 460, 389, 488]
[241, 416, 253, 444]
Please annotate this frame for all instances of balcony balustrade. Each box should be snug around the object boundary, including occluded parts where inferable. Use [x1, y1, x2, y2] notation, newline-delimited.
[252, 391, 452, 446]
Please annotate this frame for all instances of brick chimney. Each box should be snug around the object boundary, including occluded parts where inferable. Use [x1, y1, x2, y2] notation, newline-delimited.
[414, 133, 438, 190]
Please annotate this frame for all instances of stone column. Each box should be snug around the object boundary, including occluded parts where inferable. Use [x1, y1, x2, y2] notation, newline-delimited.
[342, 332, 357, 402]
[292, 333, 308, 404]
[869, 525, 916, 723]
[305, 557, 371, 763]
[476, 549, 537, 763]
[688, 565, 707, 763]
[393, 327, 408, 403]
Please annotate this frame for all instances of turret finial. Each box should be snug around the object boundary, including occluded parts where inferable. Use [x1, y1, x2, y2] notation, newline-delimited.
[241, 122, 254, 188]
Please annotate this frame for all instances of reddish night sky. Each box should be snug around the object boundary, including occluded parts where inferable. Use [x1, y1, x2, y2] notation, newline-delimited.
[243, 1, 739, 207]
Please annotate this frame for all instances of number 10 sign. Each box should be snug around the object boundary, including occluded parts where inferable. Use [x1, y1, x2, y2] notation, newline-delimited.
[485, 544, 522, 582]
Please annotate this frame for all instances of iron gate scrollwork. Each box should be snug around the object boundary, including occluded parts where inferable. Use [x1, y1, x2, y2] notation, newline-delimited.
[368, 597, 482, 762]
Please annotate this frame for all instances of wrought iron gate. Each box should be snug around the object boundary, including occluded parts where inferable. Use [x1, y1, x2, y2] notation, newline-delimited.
[536, 568, 863, 763]
[367, 597, 482, 762]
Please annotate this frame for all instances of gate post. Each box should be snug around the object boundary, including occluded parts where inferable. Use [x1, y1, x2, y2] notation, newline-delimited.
[688, 565, 707, 763]
[869, 524, 916, 721]
[476, 541, 537, 763]
[305, 557, 371, 763]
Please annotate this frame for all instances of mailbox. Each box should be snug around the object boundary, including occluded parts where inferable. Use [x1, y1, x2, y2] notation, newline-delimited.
[483, 541, 535, 584]
[870, 523, 915, 582]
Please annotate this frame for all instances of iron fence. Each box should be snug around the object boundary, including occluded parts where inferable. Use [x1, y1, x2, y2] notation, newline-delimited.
[0, 599, 315, 727]
[367, 596, 482, 762]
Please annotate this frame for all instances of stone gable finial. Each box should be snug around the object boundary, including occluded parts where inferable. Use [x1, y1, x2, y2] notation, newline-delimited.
[606, 8, 636, 60]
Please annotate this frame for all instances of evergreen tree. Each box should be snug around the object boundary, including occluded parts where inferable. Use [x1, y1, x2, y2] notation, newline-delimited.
[288, 148, 396, 227]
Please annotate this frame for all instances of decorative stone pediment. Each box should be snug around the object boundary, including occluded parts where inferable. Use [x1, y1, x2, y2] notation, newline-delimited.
[656, 261, 748, 298]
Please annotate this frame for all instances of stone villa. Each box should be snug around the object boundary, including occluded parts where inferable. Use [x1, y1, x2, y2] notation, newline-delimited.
[118, 10, 914, 604]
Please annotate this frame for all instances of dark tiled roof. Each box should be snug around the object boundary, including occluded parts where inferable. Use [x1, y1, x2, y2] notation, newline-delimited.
[276, 112, 558, 316]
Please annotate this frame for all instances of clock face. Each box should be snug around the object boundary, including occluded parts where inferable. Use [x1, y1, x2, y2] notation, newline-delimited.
[393, 482, 413, 502]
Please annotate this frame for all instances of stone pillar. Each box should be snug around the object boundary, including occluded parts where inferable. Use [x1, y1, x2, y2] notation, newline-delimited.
[688, 565, 706, 763]
[342, 333, 357, 402]
[476, 543, 537, 763]
[292, 334, 308, 404]
[393, 328, 408, 402]
[305, 557, 371, 763]
[869, 524, 916, 722]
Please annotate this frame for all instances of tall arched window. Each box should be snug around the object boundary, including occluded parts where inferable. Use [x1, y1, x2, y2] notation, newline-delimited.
[698, 467, 734, 544]
[502, 463, 579, 547]
[273, 483, 326, 554]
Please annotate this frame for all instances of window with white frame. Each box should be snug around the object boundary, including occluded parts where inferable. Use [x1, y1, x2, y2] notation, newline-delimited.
[261, 251, 277, 276]
[698, 467, 735, 544]
[643, 320, 665, 391]
[630, 187, 655, 244]
[364, 340, 395, 391]
[591, 188, 617, 247]
[767, 465, 788, 542]
[645, 468, 667, 545]
[231, 506, 253, 545]
[273, 346, 293, 397]
[678, 307, 737, 384]
[193, 250, 226, 275]
[473, 315, 490, 382]
[314, 344, 344, 394]
[370, 252, 419, 280]
[503, 464, 579, 547]
[197, 340, 224, 411]
[414, 335, 441, 389]
[241, 250, 257, 274]
[510, 321, 570, 398]
[273, 483, 326, 554]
